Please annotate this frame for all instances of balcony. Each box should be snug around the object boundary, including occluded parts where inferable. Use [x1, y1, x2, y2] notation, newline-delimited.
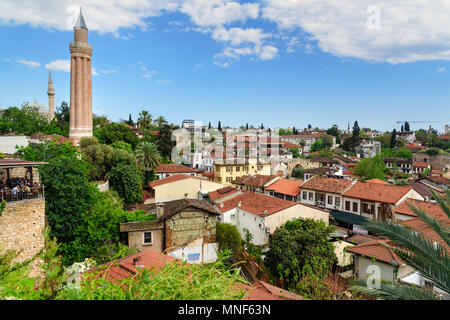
[1, 185, 44, 203]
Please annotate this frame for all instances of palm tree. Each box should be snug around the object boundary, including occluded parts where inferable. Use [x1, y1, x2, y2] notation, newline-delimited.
[137, 111, 152, 130]
[135, 142, 162, 183]
[350, 190, 450, 300]
[155, 116, 167, 128]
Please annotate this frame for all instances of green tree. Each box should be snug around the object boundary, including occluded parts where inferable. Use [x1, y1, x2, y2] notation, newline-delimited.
[391, 129, 397, 148]
[54, 101, 70, 136]
[394, 148, 413, 159]
[154, 116, 167, 128]
[404, 122, 410, 132]
[135, 142, 162, 184]
[137, 110, 152, 130]
[350, 190, 449, 300]
[108, 163, 144, 204]
[353, 155, 386, 180]
[111, 141, 133, 153]
[79, 137, 115, 181]
[265, 218, 336, 293]
[94, 122, 139, 149]
[216, 222, 243, 257]
[292, 165, 305, 179]
[93, 115, 109, 128]
[311, 139, 324, 152]
[39, 146, 95, 246]
[156, 124, 176, 158]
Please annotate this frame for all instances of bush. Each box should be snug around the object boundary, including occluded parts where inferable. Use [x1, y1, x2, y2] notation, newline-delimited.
[216, 222, 242, 256]
[265, 218, 336, 292]
[108, 163, 144, 204]
[94, 123, 139, 149]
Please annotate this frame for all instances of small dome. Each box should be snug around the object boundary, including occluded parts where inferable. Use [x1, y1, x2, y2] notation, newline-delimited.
[28, 100, 49, 114]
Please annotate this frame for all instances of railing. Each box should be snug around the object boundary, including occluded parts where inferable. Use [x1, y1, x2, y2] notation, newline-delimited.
[0, 186, 44, 203]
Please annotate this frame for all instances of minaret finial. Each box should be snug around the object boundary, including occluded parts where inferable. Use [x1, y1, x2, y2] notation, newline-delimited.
[48, 70, 53, 83]
[74, 6, 88, 29]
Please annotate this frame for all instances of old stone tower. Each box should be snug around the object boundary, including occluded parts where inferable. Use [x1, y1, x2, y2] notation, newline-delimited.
[47, 70, 55, 121]
[69, 9, 93, 145]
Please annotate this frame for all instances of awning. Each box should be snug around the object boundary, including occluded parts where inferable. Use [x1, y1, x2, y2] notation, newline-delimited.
[330, 210, 369, 226]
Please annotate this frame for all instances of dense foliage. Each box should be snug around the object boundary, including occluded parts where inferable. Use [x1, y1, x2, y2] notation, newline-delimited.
[108, 163, 144, 204]
[216, 222, 243, 257]
[265, 218, 336, 293]
[353, 155, 386, 180]
[94, 123, 139, 149]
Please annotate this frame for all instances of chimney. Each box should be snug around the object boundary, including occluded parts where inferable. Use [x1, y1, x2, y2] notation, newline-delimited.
[156, 202, 164, 220]
[133, 256, 141, 266]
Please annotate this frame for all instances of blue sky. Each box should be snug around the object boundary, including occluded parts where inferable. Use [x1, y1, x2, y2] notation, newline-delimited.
[0, 0, 449, 133]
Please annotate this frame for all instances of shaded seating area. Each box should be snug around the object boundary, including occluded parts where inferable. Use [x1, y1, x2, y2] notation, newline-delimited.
[0, 159, 46, 202]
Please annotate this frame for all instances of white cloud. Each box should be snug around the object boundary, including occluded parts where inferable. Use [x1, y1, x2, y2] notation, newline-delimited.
[45, 59, 70, 72]
[212, 26, 270, 46]
[179, 0, 259, 27]
[17, 59, 40, 68]
[156, 79, 171, 84]
[437, 67, 446, 72]
[263, 0, 450, 64]
[45, 59, 98, 75]
[0, 0, 180, 34]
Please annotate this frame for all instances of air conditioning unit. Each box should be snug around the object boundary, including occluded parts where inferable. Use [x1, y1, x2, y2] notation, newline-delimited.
[265, 226, 271, 233]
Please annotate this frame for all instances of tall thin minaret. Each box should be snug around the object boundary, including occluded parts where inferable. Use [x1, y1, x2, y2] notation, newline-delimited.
[47, 70, 55, 121]
[69, 8, 93, 145]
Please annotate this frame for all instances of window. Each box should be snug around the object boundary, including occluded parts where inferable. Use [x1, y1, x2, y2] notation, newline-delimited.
[236, 167, 240, 172]
[345, 201, 351, 211]
[226, 167, 233, 173]
[143, 232, 153, 244]
[335, 197, 341, 207]
[226, 177, 232, 182]
[327, 196, 333, 205]
[308, 192, 313, 201]
[302, 191, 307, 200]
[353, 202, 358, 213]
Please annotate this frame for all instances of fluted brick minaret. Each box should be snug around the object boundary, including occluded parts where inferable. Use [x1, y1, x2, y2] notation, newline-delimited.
[69, 9, 93, 145]
[47, 70, 55, 121]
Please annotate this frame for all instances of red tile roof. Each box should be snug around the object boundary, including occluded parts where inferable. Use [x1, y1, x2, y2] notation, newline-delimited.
[413, 162, 430, 168]
[200, 171, 215, 178]
[343, 181, 413, 204]
[300, 176, 355, 194]
[233, 175, 277, 188]
[209, 186, 241, 202]
[149, 174, 209, 188]
[265, 179, 304, 197]
[346, 240, 404, 265]
[217, 192, 298, 216]
[394, 199, 449, 223]
[400, 218, 450, 252]
[155, 164, 198, 173]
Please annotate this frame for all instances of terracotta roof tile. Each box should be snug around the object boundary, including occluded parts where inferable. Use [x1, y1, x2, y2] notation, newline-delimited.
[149, 174, 209, 188]
[300, 176, 355, 194]
[155, 164, 198, 173]
[265, 179, 303, 197]
[343, 181, 412, 204]
[217, 192, 298, 216]
[394, 199, 449, 222]
[209, 187, 240, 202]
[346, 240, 404, 265]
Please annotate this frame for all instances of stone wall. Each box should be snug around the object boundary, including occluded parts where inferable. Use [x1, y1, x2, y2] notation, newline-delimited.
[415, 153, 450, 172]
[0, 167, 40, 185]
[128, 228, 164, 253]
[166, 209, 216, 251]
[0, 198, 45, 276]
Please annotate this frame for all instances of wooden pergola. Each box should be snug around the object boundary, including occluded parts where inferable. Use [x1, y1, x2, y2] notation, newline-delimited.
[0, 159, 47, 187]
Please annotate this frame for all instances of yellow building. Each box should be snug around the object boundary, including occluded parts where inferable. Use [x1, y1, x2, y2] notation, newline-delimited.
[213, 158, 271, 185]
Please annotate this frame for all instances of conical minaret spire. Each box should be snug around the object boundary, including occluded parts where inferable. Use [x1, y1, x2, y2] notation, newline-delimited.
[47, 70, 55, 121]
[69, 7, 93, 144]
